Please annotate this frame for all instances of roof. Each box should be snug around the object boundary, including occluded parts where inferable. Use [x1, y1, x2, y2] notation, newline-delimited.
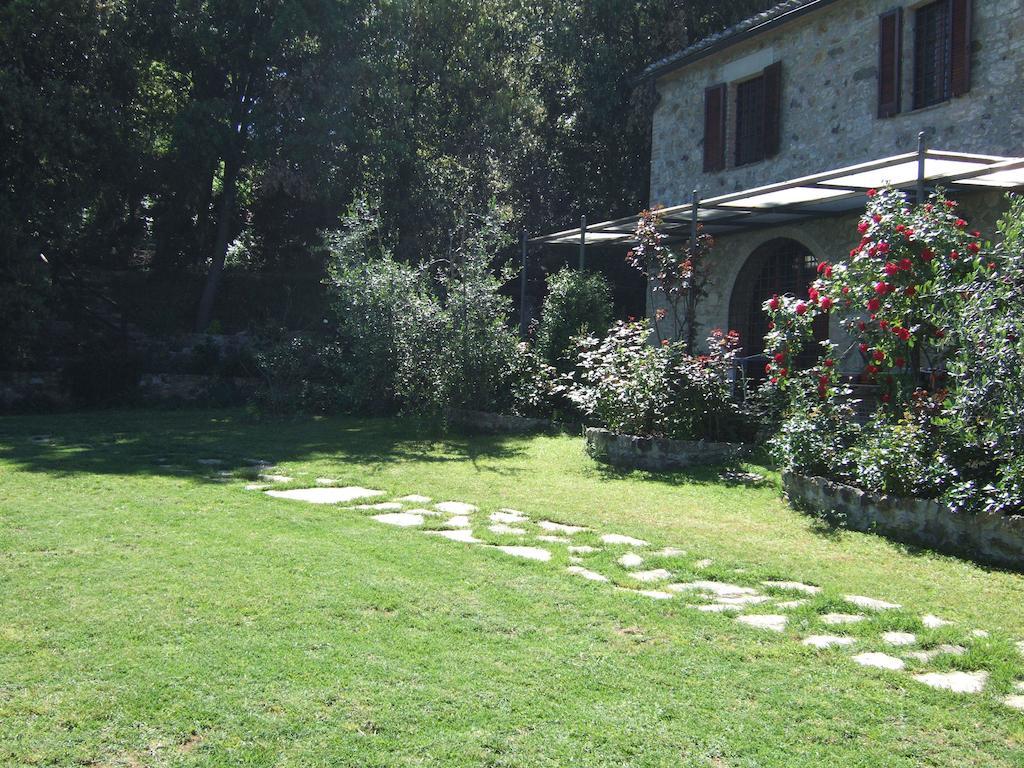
[530, 150, 1024, 246]
[639, 0, 841, 83]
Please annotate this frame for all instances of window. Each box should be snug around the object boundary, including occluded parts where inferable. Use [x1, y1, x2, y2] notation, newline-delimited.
[733, 62, 782, 168]
[913, 0, 971, 110]
[877, 8, 903, 118]
[703, 83, 727, 172]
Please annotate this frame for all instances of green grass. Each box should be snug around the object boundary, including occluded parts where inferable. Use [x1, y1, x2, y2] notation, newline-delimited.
[1, 408, 1023, 767]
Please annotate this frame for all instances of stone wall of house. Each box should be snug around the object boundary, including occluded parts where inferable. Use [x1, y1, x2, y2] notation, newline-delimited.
[650, 0, 1024, 207]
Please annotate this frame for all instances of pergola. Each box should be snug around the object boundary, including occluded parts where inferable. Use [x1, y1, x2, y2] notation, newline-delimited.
[518, 140, 1024, 334]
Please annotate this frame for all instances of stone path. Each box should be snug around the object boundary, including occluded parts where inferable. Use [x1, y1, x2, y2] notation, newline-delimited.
[260, 484, 1024, 711]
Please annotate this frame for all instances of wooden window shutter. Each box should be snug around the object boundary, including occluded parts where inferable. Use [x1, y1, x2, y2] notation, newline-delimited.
[877, 8, 903, 117]
[950, 0, 972, 96]
[703, 83, 726, 172]
[761, 61, 782, 158]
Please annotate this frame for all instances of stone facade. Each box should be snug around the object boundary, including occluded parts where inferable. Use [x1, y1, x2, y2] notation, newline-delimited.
[585, 427, 748, 471]
[647, 0, 1024, 360]
[783, 471, 1024, 570]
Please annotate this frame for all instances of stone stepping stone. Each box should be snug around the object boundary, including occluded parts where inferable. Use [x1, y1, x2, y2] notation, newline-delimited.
[1014, 681, 1024, 692]
[845, 595, 900, 611]
[406, 507, 442, 517]
[630, 569, 672, 583]
[244, 483, 270, 491]
[568, 545, 599, 554]
[716, 594, 771, 606]
[913, 671, 988, 694]
[568, 556, 584, 564]
[617, 553, 644, 568]
[315, 478, 336, 486]
[803, 635, 856, 649]
[355, 502, 404, 511]
[489, 523, 526, 535]
[1016, 640, 1024, 656]
[921, 614, 952, 629]
[535, 535, 570, 544]
[490, 510, 528, 524]
[600, 533, 649, 547]
[821, 613, 866, 625]
[443, 516, 472, 528]
[905, 644, 966, 662]
[537, 520, 587, 535]
[494, 546, 551, 562]
[852, 652, 905, 671]
[266, 487, 383, 504]
[882, 631, 917, 646]
[694, 558, 713, 569]
[259, 474, 294, 483]
[667, 581, 758, 597]
[694, 603, 740, 613]
[567, 566, 608, 582]
[777, 599, 808, 610]
[399, 494, 432, 503]
[637, 589, 674, 600]
[971, 629, 989, 638]
[426, 529, 482, 544]
[762, 580, 821, 595]
[1005, 695, 1024, 711]
[371, 512, 424, 528]
[435, 501, 478, 515]
[737, 615, 787, 632]
[197, 458, 223, 465]
[653, 547, 686, 557]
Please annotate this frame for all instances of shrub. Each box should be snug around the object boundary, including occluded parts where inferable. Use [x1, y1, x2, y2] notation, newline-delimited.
[567, 322, 750, 442]
[535, 268, 612, 370]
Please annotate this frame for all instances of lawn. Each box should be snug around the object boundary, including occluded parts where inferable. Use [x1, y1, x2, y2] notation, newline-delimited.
[1, 409, 1023, 767]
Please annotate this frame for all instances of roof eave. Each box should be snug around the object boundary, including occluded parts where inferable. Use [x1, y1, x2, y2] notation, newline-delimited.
[635, 0, 842, 86]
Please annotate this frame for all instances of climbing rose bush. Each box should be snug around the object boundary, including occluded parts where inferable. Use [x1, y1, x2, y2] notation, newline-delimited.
[766, 187, 1023, 517]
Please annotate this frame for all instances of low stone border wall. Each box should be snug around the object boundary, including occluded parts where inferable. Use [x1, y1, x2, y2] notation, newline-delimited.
[445, 408, 574, 435]
[585, 427, 748, 471]
[782, 471, 1024, 571]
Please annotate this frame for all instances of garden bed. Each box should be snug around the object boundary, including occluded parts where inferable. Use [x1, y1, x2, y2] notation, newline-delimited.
[445, 408, 576, 435]
[783, 471, 1024, 571]
[585, 427, 748, 471]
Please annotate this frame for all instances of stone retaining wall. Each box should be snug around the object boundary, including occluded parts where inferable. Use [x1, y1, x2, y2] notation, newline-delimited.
[585, 427, 748, 471]
[782, 471, 1024, 571]
[445, 408, 573, 435]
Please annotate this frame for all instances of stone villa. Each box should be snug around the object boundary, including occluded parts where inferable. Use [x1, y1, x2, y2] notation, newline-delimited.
[535, 0, 1024, 371]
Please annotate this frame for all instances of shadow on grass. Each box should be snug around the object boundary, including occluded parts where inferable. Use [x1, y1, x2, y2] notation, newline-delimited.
[584, 444, 777, 490]
[0, 407, 528, 479]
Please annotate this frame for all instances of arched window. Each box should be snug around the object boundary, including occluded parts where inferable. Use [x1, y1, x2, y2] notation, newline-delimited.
[728, 237, 828, 369]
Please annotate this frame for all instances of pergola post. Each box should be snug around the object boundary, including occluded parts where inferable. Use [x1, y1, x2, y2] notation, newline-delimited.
[579, 214, 587, 270]
[916, 131, 927, 203]
[519, 228, 528, 338]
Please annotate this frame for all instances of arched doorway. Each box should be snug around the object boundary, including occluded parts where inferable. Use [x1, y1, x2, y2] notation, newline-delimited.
[728, 237, 828, 370]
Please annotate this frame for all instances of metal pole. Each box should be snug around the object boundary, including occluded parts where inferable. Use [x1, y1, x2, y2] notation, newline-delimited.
[519, 228, 528, 338]
[690, 189, 699, 245]
[579, 215, 587, 270]
[916, 131, 927, 203]
[687, 189, 700, 351]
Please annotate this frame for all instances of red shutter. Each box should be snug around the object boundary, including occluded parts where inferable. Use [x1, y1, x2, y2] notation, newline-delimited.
[950, 0, 972, 96]
[877, 8, 903, 117]
[703, 83, 726, 172]
[762, 61, 782, 158]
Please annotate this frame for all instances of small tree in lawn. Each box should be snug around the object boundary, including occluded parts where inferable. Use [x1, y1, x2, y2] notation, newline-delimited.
[762, 187, 987, 410]
[626, 207, 714, 353]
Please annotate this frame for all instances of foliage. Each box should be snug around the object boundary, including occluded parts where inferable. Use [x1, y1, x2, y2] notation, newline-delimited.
[567, 322, 749, 442]
[626, 208, 714, 351]
[766, 190, 1022, 517]
[535, 268, 613, 371]
[250, 334, 350, 416]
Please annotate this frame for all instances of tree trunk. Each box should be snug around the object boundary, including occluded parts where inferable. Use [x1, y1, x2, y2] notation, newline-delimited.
[195, 153, 240, 332]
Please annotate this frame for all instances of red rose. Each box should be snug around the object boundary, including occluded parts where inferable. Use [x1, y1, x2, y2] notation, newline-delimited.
[967, 242, 980, 253]
[934, 328, 946, 338]
[765, 363, 772, 374]
[872, 213, 882, 223]
[899, 258, 912, 271]
[841, 286, 850, 295]
[881, 393, 891, 403]
[872, 349, 885, 362]
[779, 368, 788, 377]
[858, 221, 869, 234]
[971, 230, 981, 237]
[823, 358, 834, 368]
[768, 295, 780, 310]
[921, 247, 934, 262]
[867, 188, 877, 197]
[866, 364, 878, 374]
[944, 200, 956, 209]
[955, 218, 967, 228]
[874, 282, 890, 295]
[895, 357, 905, 367]
[884, 262, 899, 276]
[808, 286, 819, 301]
[877, 241, 890, 254]
[859, 343, 869, 355]
[867, 297, 881, 312]
[894, 326, 911, 341]
[905, 285, 916, 297]
[879, 320, 889, 330]
[774, 352, 785, 364]
[817, 261, 829, 274]
[795, 302, 808, 315]
[950, 250, 959, 260]
[858, 321, 867, 331]
[819, 296, 833, 311]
